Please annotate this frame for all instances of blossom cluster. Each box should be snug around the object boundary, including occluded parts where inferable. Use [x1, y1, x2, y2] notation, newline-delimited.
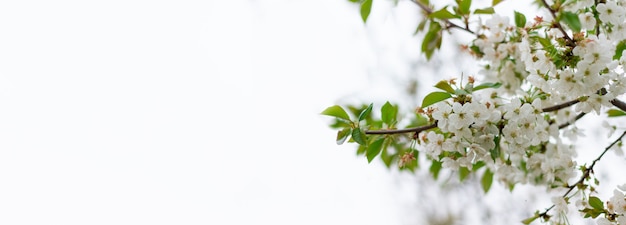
[414, 1, 626, 223]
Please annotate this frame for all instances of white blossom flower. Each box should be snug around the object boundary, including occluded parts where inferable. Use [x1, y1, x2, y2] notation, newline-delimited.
[596, 217, 615, 225]
[597, 2, 626, 25]
[551, 196, 569, 214]
[449, 102, 474, 130]
[433, 102, 453, 131]
[486, 14, 510, 31]
[580, 12, 597, 31]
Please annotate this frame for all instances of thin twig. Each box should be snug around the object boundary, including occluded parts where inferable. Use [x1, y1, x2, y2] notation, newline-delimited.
[538, 130, 626, 219]
[410, 0, 475, 34]
[558, 112, 587, 129]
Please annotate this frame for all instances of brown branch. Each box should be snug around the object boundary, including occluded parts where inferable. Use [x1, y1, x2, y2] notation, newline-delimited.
[410, 0, 475, 35]
[558, 112, 587, 129]
[540, 0, 574, 44]
[538, 130, 626, 219]
[541, 99, 580, 112]
[365, 122, 438, 135]
[363, 97, 621, 135]
[611, 98, 626, 111]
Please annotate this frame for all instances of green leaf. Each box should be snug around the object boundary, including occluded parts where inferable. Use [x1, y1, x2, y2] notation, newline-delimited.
[472, 161, 486, 171]
[614, 40, 626, 60]
[459, 167, 470, 181]
[348, 0, 361, 2]
[474, 7, 495, 14]
[360, 0, 373, 23]
[356, 144, 366, 155]
[429, 6, 461, 19]
[380, 141, 393, 168]
[321, 105, 351, 122]
[589, 196, 604, 210]
[481, 169, 494, 193]
[434, 80, 455, 93]
[421, 21, 442, 60]
[336, 128, 351, 145]
[561, 11, 581, 33]
[514, 11, 526, 28]
[366, 137, 385, 163]
[358, 103, 374, 121]
[415, 20, 428, 35]
[521, 215, 538, 224]
[458, 0, 471, 15]
[429, 159, 442, 179]
[352, 128, 367, 145]
[492, 0, 504, 6]
[381, 101, 398, 125]
[608, 109, 626, 117]
[421, 91, 452, 108]
[489, 135, 501, 161]
[473, 82, 502, 92]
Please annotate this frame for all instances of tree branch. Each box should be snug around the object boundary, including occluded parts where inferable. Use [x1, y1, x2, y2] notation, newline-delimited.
[364, 98, 622, 135]
[611, 98, 626, 111]
[365, 122, 438, 135]
[538, 130, 626, 219]
[541, 99, 580, 112]
[558, 112, 586, 129]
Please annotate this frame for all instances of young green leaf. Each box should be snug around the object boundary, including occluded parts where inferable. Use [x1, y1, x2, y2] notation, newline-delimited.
[358, 103, 374, 121]
[422, 22, 442, 60]
[415, 20, 428, 35]
[381, 101, 398, 125]
[380, 143, 393, 168]
[474, 7, 495, 14]
[608, 109, 626, 117]
[589, 196, 604, 210]
[561, 11, 581, 33]
[481, 169, 494, 193]
[514, 11, 526, 28]
[336, 128, 352, 145]
[429, 159, 442, 179]
[321, 105, 352, 122]
[360, 0, 373, 23]
[459, 167, 470, 181]
[489, 136, 501, 161]
[434, 80, 455, 93]
[366, 137, 385, 163]
[472, 161, 486, 171]
[421, 91, 452, 108]
[352, 128, 367, 145]
[614, 40, 626, 60]
[429, 6, 461, 19]
[473, 82, 502, 92]
[492, 0, 504, 6]
[458, 0, 471, 15]
[521, 215, 539, 225]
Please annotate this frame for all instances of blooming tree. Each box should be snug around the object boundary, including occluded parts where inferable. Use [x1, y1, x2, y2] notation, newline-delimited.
[322, 0, 626, 224]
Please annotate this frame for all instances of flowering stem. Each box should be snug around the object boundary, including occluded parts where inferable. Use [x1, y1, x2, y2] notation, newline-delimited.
[539, 0, 574, 44]
[537, 130, 626, 219]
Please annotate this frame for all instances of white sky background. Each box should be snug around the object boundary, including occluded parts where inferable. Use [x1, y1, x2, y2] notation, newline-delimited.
[3, 1, 626, 225]
[0, 0, 415, 224]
